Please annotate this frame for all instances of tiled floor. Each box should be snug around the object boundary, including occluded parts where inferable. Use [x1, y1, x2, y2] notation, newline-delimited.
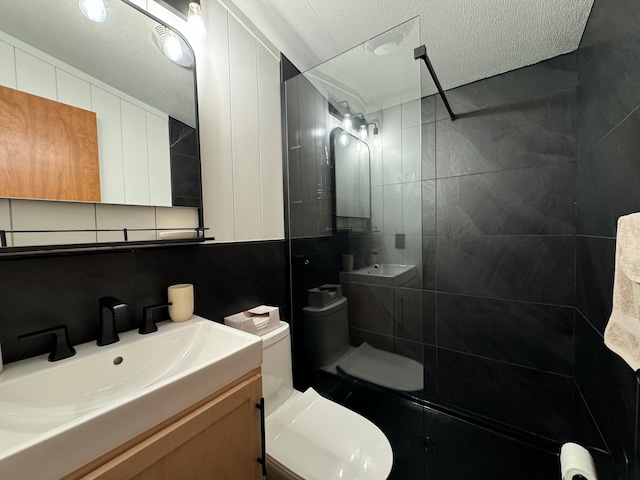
[326, 379, 612, 480]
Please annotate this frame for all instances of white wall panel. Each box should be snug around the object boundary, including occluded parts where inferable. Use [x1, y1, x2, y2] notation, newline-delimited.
[56, 70, 91, 110]
[91, 86, 125, 204]
[11, 200, 97, 246]
[155, 206, 199, 239]
[121, 100, 150, 206]
[257, 44, 284, 240]
[197, 2, 235, 241]
[0, 199, 12, 246]
[14, 50, 56, 100]
[96, 204, 156, 242]
[229, 16, 262, 240]
[0, 40, 15, 88]
[146, 112, 172, 207]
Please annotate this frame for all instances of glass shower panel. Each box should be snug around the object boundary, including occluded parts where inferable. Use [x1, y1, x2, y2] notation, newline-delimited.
[284, 18, 424, 434]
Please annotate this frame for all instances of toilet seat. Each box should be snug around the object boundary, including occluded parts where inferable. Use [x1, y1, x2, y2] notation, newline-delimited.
[265, 387, 393, 480]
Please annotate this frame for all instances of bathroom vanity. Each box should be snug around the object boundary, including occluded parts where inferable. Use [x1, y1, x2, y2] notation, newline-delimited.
[65, 368, 263, 479]
[0, 317, 264, 480]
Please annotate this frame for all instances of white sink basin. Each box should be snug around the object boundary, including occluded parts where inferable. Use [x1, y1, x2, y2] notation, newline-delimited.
[0, 315, 262, 480]
[339, 263, 417, 286]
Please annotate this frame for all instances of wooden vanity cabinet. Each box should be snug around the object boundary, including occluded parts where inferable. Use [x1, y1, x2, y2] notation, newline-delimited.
[65, 368, 264, 480]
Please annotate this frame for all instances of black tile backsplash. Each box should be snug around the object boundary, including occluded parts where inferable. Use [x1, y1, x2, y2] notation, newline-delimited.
[0, 240, 287, 364]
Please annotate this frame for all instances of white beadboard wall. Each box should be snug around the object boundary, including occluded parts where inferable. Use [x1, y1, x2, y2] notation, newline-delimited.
[195, 0, 285, 242]
[0, 0, 285, 248]
[148, 0, 285, 242]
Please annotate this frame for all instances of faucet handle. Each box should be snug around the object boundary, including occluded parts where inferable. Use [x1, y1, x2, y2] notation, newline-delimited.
[140, 303, 172, 334]
[18, 325, 76, 362]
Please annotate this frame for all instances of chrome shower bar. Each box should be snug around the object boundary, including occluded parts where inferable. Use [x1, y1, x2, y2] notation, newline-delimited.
[414, 45, 456, 121]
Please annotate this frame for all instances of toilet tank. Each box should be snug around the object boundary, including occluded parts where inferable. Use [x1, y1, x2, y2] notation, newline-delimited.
[302, 297, 349, 367]
[261, 322, 294, 416]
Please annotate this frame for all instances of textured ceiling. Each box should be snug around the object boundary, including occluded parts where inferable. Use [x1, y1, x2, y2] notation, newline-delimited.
[230, 0, 594, 93]
[0, 0, 196, 127]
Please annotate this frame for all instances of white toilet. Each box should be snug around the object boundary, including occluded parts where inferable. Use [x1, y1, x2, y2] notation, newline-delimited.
[261, 322, 393, 480]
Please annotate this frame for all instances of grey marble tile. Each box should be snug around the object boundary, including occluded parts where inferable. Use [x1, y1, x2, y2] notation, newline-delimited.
[577, 108, 640, 237]
[436, 90, 576, 178]
[437, 293, 574, 374]
[436, 163, 576, 235]
[437, 348, 574, 441]
[436, 235, 575, 305]
[435, 53, 578, 120]
[577, 0, 640, 154]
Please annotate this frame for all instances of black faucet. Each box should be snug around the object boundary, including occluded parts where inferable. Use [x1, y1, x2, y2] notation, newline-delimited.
[18, 325, 76, 362]
[98, 296, 129, 346]
[139, 303, 172, 334]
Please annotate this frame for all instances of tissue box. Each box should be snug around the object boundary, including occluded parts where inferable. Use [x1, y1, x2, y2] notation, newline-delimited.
[224, 305, 280, 336]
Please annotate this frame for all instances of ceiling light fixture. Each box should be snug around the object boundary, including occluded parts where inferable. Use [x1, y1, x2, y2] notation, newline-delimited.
[79, 0, 106, 22]
[187, 2, 206, 41]
[163, 29, 183, 62]
[369, 121, 380, 149]
[359, 124, 368, 140]
[152, 24, 195, 68]
[339, 101, 353, 131]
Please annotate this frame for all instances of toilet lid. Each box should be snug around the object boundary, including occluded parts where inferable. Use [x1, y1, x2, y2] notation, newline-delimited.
[265, 388, 393, 480]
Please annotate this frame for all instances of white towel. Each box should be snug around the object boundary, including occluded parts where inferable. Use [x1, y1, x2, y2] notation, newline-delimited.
[604, 212, 640, 371]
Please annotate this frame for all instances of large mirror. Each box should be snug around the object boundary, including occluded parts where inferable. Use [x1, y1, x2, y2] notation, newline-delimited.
[331, 127, 371, 219]
[0, 0, 200, 209]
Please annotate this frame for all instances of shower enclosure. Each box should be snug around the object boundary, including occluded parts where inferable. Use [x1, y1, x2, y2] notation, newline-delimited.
[283, 18, 431, 478]
[282, 16, 582, 480]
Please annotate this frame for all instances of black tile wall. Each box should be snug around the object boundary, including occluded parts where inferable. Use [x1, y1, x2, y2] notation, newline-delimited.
[169, 117, 201, 208]
[575, 235, 616, 334]
[575, 314, 638, 476]
[436, 235, 575, 305]
[0, 241, 287, 364]
[577, 109, 640, 237]
[576, 0, 640, 155]
[437, 293, 574, 375]
[436, 164, 576, 236]
[576, 0, 640, 475]
[435, 91, 576, 178]
[436, 348, 574, 441]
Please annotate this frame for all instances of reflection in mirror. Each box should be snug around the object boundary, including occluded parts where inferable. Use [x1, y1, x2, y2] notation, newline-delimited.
[284, 18, 424, 398]
[331, 127, 371, 219]
[0, 0, 200, 209]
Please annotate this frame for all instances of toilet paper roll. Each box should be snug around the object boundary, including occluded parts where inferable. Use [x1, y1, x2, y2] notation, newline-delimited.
[560, 443, 597, 480]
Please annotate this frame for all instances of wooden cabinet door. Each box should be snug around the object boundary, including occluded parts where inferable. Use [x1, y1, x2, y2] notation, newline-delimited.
[82, 374, 263, 480]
